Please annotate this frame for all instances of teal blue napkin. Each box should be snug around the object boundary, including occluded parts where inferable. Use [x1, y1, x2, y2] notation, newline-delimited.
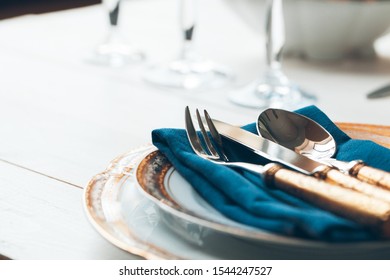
[152, 106, 390, 241]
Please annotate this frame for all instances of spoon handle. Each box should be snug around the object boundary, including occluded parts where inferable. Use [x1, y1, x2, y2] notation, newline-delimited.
[349, 163, 390, 191]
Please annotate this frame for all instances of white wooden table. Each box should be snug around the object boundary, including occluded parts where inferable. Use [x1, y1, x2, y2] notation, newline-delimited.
[0, 0, 389, 259]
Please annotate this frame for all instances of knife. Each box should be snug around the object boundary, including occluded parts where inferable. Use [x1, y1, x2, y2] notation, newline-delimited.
[211, 118, 390, 204]
[367, 84, 390, 99]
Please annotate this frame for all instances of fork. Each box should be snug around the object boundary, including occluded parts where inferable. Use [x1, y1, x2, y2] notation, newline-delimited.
[184, 106, 390, 237]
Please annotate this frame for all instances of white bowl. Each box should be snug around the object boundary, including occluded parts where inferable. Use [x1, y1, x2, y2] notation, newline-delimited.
[224, 0, 390, 60]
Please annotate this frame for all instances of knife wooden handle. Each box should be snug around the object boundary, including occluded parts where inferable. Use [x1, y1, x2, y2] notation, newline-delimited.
[264, 163, 390, 238]
[317, 168, 390, 204]
[349, 162, 390, 191]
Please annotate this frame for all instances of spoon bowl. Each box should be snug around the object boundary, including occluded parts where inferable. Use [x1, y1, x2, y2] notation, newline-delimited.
[257, 108, 336, 160]
[257, 108, 390, 189]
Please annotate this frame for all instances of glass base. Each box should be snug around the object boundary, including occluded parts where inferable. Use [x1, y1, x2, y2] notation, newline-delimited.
[229, 71, 316, 110]
[143, 58, 233, 90]
[86, 42, 145, 67]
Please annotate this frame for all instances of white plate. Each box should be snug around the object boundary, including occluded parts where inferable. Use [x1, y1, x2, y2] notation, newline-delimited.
[83, 144, 390, 259]
[135, 148, 390, 259]
[84, 146, 311, 259]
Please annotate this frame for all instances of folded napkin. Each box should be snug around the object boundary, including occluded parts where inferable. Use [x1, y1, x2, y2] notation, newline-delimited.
[152, 106, 390, 242]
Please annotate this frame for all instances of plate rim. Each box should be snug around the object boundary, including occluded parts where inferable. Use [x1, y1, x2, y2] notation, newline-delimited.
[82, 146, 182, 260]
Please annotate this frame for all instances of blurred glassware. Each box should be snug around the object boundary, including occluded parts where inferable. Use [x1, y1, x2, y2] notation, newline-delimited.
[229, 0, 316, 109]
[143, 0, 233, 90]
[87, 0, 145, 67]
[224, 0, 390, 61]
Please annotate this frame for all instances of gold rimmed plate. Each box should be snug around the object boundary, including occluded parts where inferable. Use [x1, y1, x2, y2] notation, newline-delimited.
[83, 146, 290, 259]
[83, 124, 390, 259]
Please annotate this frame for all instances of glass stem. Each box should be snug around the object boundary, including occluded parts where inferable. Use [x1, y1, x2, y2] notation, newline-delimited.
[105, 0, 121, 42]
[179, 0, 197, 61]
[265, 0, 285, 73]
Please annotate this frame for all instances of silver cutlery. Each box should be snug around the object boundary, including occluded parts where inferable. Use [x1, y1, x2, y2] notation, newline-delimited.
[257, 108, 390, 190]
[212, 115, 390, 203]
[185, 106, 390, 236]
[367, 84, 390, 99]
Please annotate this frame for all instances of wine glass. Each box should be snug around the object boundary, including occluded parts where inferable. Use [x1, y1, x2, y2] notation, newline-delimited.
[87, 0, 145, 67]
[229, 0, 316, 109]
[143, 0, 232, 90]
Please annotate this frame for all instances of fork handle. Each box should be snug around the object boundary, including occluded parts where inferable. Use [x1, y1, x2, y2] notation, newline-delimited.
[349, 162, 390, 191]
[264, 163, 390, 238]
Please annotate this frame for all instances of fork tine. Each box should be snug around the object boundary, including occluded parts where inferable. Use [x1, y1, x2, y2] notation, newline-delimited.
[185, 106, 206, 156]
[195, 109, 219, 158]
[203, 110, 229, 162]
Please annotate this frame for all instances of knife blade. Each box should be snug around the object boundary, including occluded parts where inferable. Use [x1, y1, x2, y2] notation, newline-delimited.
[367, 84, 390, 99]
[211, 118, 390, 204]
[211, 119, 325, 175]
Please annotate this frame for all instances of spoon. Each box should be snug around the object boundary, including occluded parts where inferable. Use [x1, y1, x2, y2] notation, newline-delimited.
[257, 108, 390, 191]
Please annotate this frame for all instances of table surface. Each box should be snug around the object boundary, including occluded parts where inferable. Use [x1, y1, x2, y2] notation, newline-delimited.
[0, 0, 389, 260]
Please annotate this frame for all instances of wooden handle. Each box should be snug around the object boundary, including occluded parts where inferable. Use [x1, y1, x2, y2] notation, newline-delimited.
[264, 164, 390, 238]
[320, 169, 390, 204]
[349, 162, 390, 191]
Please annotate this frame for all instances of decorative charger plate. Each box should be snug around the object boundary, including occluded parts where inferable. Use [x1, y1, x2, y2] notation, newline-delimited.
[83, 123, 390, 259]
